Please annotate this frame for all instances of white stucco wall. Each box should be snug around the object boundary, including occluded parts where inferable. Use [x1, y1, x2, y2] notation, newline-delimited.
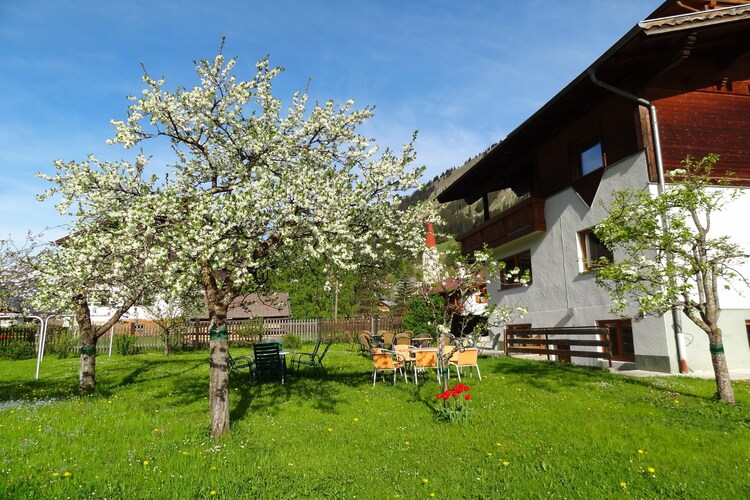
[487, 150, 750, 373]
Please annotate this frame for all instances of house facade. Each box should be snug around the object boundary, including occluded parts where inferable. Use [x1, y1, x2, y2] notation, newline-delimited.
[438, 0, 750, 373]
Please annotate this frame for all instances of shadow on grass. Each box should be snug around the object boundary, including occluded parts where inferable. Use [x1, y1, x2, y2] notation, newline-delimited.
[488, 356, 612, 392]
[227, 368, 375, 422]
[486, 355, 731, 402]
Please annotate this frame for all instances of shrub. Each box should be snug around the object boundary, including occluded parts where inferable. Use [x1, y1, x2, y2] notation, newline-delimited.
[50, 331, 78, 359]
[282, 334, 302, 350]
[114, 334, 141, 355]
[0, 340, 36, 360]
[402, 294, 445, 335]
[234, 320, 262, 346]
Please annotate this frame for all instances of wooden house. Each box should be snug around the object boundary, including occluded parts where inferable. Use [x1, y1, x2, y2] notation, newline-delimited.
[437, 0, 750, 373]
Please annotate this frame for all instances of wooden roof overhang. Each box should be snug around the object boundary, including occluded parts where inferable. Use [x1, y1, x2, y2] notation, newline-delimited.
[437, 4, 750, 205]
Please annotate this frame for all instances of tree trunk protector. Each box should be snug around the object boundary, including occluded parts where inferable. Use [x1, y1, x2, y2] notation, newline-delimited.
[210, 326, 229, 341]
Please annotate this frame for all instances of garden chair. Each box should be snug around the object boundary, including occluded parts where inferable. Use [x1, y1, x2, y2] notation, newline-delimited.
[476, 331, 503, 357]
[412, 334, 433, 348]
[448, 348, 482, 381]
[290, 337, 334, 375]
[380, 331, 395, 349]
[252, 342, 286, 385]
[372, 350, 407, 386]
[358, 333, 374, 355]
[228, 351, 254, 376]
[394, 332, 412, 346]
[412, 349, 440, 384]
[289, 337, 322, 373]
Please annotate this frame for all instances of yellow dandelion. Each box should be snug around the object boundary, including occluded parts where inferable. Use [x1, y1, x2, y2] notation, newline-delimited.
[502, 461, 510, 466]
[327, 427, 333, 432]
[143, 460, 149, 465]
[674, 400, 679, 404]
[486, 452, 493, 457]
[422, 478, 429, 484]
[620, 482, 627, 489]
[638, 449, 644, 454]
[210, 490, 217, 495]
[430, 494, 435, 497]
[63, 471, 71, 477]
[353, 417, 359, 422]
[181, 451, 189, 456]
[52, 472, 60, 477]
[210, 466, 217, 471]
[647, 467, 655, 473]
[404, 441, 411, 445]
[495, 442, 502, 447]
[107, 400, 112, 404]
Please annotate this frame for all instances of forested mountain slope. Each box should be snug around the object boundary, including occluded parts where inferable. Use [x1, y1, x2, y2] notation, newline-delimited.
[401, 149, 517, 242]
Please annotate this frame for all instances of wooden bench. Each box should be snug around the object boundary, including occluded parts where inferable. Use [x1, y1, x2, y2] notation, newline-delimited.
[504, 327, 612, 367]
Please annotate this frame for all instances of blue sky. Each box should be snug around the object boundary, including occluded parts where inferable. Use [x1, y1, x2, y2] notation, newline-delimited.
[0, 0, 657, 242]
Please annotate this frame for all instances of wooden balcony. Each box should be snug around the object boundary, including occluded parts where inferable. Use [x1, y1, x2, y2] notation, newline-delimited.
[457, 197, 546, 255]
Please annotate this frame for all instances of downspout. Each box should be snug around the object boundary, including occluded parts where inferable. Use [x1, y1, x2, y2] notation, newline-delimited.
[587, 69, 689, 374]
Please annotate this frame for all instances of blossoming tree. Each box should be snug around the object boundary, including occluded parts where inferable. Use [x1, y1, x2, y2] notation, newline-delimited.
[97, 48, 424, 437]
[593, 154, 748, 404]
[35, 155, 165, 391]
[417, 246, 527, 392]
[0, 236, 38, 312]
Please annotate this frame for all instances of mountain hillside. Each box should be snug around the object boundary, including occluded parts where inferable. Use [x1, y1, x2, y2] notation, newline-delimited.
[401, 148, 517, 243]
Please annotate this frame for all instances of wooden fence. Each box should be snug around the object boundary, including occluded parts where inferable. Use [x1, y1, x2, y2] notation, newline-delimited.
[2, 316, 404, 354]
[181, 316, 403, 347]
[504, 326, 612, 367]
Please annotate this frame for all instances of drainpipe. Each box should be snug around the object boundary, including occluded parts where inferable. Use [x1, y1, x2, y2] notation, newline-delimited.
[587, 69, 689, 374]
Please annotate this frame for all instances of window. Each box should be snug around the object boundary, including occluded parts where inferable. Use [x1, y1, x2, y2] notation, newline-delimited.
[475, 283, 488, 304]
[579, 140, 604, 176]
[746, 321, 750, 348]
[579, 229, 613, 271]
[500, 250, 532, 290]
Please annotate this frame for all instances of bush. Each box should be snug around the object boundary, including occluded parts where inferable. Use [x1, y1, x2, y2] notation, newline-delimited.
[114, 334, 141, 355]
[234, 320, 262, 346]
[50, 331, 78, 359]
[282, 334, 302, 350]
[402, 294, 446, 335]
[0, 340, 36, 360]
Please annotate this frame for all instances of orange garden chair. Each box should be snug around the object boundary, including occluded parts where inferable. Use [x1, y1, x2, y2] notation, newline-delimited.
[412, 349, 440, 385]
[372, 350, 407, 386]
[448, 348, 482, 381]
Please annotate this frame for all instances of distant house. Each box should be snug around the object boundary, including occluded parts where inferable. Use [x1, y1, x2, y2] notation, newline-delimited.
[438, 0, 750, 373]
[0, 308, 24, 328]
[378, 299, 397, 313]
[192, 293, 291, 321]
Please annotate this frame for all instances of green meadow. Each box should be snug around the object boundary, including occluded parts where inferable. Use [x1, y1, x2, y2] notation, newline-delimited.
[1, 344, 748, 498]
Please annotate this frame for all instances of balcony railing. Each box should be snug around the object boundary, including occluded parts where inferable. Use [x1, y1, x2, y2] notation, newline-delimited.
[457, 197, 546, 255]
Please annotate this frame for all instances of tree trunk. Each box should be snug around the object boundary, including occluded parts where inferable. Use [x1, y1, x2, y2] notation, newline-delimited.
[79, 338, 97, 392]
[209, 309, 231, 438]
[74, 297, 98, 392]
[708, 331, 735, 404]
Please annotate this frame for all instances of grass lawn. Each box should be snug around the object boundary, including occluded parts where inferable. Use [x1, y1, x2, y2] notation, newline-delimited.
[1, 343, 749, 498]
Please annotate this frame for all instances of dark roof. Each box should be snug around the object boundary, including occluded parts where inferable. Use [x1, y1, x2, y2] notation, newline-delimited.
[193, 293, 291, 320]
[437, 2, 750, 204]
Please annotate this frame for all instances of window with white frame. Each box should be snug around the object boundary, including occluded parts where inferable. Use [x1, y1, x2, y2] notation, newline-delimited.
[578, 229, 613, 271]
